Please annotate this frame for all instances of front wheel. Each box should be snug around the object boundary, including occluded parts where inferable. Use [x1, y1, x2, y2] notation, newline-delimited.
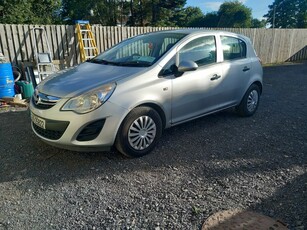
[236, 84, 260, 117]
[115, 106, 162, 158]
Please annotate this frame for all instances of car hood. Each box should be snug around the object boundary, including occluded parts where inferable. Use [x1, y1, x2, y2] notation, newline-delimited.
[37, 62, 147, 98]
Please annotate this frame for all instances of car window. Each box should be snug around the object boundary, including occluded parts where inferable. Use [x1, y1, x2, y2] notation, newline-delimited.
[159, 55, 176, 76]
[91, 33, 187, 67]
[221, 36, 247, 61]
[179, 36, 216, 67]
[159, 37, 180, 56]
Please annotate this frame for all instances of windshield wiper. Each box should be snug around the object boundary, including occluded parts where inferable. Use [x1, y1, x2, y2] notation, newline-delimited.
[89, 59, 120, 66]
[118, 61, 152, 67]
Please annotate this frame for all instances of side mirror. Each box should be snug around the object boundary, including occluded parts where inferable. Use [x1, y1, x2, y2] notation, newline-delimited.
[177, 60, 198, 73]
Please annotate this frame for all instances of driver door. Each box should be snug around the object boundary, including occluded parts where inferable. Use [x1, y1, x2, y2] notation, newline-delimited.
[169, 35, 225, 124]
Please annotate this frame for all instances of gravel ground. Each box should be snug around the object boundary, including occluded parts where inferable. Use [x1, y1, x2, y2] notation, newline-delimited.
[0, 63, 306, 229]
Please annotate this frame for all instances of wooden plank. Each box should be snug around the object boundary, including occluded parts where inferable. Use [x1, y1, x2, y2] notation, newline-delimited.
[112, 26, 117, 46]
[98, 25, 103, 53]
[5, 25, 16, 65]
[20, 25, 31, 62]
[11, 24, 21, 64]
[59, 25, 66, 63]
[257, 29, 268, 64]
[114, 26, 119, 45]
[15, 25, 25, 62]
[0, 24, 10, 61]
[55, 24, 63, 61]
[65, 25, 77, 67]
[102, 26, 107, 52]
[49, 25, 58, 61]
[93, 25, 101, 53]
[122, 26, 127, 41]
[27, 25, 36, 62]
[279, 29, 290, 62]
[107, 26, 112, 49]
[61, 25, 69, 67]
[44, 25, 55, 61]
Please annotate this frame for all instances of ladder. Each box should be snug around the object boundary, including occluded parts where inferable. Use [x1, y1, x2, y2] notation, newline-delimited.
[75, 20, 99, 62]
[31, 27, 56, 82]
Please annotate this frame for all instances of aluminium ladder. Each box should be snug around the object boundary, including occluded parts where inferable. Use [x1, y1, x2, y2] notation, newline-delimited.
[75, 20, 99, 62]
[31, 27, 56, 82]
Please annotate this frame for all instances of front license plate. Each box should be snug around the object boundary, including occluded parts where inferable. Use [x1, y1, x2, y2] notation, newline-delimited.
[31, 113, 46, 129]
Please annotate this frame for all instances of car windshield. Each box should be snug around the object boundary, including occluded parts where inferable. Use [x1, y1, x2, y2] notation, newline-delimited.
[89, 32, 187, 67]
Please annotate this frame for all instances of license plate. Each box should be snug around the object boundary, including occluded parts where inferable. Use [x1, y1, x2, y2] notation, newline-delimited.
[31, 113, 46, 129]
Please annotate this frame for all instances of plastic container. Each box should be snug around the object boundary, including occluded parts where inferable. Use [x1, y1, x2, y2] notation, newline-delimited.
[15, 81, 34, 99]
[0, 63, 15, 98]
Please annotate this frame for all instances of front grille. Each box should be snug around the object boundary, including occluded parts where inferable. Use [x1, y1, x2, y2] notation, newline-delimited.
[33, 120, 69, 140]
[32, 97, 55, 109]
[32, 91, 60, 110]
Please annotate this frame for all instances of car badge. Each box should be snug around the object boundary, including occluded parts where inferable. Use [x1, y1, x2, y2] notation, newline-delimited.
[34, 89, 41, 105]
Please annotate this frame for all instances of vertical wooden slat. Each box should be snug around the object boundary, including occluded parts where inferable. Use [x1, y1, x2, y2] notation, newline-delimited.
[10, 24, 20, 65]
[58, 25, 66, 63]
[5, 25, 16, 65]
[0, 24, 10, 60]
[122, 26, 127, 42]
[44, 25, 54, 61]
[15, 25, 25, 62]
[66, 25, 77, 67]
[20, 25, 31, 62]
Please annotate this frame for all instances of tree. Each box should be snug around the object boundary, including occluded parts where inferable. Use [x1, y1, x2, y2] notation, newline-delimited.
[175, 6, 204, 27]
[189, 12, 219, 27]
[60, 0, 186, 26]
[0, 0, 61, 24]
[151, 0, 187, 26]
[188, 1, 252, 28]
[217, 1, 252, 27]
[251, 18, 266, 28]
[61, 0, 114, 25]
[264, 0, 307, 28]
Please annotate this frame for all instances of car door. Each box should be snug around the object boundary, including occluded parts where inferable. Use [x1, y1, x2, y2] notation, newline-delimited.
[219, 36, 252, 103]
[167, 35, 227, 124]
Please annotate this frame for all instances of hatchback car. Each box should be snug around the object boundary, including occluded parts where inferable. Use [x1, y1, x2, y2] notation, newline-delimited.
[30, 29, 263, 157]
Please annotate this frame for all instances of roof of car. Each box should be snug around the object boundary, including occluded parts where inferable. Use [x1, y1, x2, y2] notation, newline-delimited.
[149, 29, 249, 41]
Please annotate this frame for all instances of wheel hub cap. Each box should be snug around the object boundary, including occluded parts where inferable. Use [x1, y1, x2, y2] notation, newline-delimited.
[247, 90, 259, 112]
[128, 116, 157, 150]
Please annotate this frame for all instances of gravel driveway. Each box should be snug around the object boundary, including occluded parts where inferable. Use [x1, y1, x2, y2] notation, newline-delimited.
[0, 63, 306, 229]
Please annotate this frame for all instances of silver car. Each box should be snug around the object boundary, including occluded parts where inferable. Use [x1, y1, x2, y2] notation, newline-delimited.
[30, 29, 263, 157]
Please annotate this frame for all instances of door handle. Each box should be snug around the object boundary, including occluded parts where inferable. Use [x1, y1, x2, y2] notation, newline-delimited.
[243, 66, 250, 72]
[210, 74, 221, 81]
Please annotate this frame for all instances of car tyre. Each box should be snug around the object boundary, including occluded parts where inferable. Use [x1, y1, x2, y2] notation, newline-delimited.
[115, 106, 162, 158]
[236, 84, 260, 117]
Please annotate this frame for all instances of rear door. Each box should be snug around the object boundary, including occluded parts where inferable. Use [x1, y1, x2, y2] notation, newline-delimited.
[219, 36, 252, 103]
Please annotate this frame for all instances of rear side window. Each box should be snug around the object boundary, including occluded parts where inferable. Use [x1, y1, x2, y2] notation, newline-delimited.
[221, 36, 247, 61]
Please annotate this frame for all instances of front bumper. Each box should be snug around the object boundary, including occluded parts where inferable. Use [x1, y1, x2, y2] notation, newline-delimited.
[30, 97, 129, 152]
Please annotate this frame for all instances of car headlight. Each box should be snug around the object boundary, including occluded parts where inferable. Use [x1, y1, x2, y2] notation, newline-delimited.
[61, 83, 116, 114]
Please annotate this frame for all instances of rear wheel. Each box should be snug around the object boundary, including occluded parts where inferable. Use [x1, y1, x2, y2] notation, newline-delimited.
[115, 106, 162, 157]
[236, 84, 260, 117]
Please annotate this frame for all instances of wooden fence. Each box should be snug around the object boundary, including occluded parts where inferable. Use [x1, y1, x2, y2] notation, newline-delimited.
[0, 24, 307, 68]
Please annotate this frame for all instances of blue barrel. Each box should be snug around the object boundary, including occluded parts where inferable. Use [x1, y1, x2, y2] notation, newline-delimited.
[0, 63, 15, 98]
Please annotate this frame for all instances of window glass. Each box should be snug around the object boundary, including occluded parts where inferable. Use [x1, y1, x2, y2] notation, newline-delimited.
[159, 55, 176, 76]
[91, 32, 187, 67]
[159, 37, 180, 56]
[179, 36, 216, 67]
[221, 36, 247, 61]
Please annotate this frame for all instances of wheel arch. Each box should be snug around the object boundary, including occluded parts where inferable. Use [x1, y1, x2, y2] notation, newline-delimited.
[136, 102, 167, 130]
[253, 81, 263, 94]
